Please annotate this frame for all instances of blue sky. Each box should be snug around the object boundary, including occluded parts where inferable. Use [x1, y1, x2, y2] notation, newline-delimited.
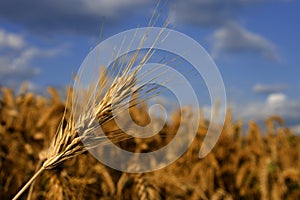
[0, 0, 300, 133]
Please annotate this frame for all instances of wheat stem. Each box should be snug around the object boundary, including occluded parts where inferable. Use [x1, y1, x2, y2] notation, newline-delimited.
[12, 167, 45, 200]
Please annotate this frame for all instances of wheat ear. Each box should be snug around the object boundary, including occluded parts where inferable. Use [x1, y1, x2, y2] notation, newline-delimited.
[12, 25, 167, 200]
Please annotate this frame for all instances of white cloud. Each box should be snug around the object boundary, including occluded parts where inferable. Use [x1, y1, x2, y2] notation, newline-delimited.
[0, 29, 64, 87]
[253, 83, 287, 94]
[290, 124, 300, 135]
[0, 29, 25, 49]
[232, 97, 300, 135]
[0, 65, 40, 80]
[11, 47, 40, 68]
[0, 46, 62, 79]
[82, 0, 150, 17]
[266, 93, 287, 107]
[232, 93, 300, 128]
[212, 23, 280, 60]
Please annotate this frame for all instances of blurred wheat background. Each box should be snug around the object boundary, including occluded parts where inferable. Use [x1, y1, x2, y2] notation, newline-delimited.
[1, 84, 300, 200]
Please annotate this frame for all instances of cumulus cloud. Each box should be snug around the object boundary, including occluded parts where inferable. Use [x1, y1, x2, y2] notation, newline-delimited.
[290, 124, 300, 135]
[0, 0, 153, 35]
[0, 29, 64, 88]
[232, 96, 300, 135]
[212, 23, 279, 60]
[169, 0, 286, 61]
[266, 93, 287, 107]
[253, 83, 287, 94]
[0, 29, 25, 49]
[0, 47, 62, 83]
[234, 93, 300, 127]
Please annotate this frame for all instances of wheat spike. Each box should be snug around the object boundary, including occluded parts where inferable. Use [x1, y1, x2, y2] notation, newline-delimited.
[12, 23, 168, 199]
[134, 173, 161, 200]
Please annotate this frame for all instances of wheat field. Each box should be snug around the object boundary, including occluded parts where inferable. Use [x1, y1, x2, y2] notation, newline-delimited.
[1, 85, 300, 200]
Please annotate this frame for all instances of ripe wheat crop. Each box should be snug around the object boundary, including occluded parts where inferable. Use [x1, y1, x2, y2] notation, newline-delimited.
[1, 85, 300, 199]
